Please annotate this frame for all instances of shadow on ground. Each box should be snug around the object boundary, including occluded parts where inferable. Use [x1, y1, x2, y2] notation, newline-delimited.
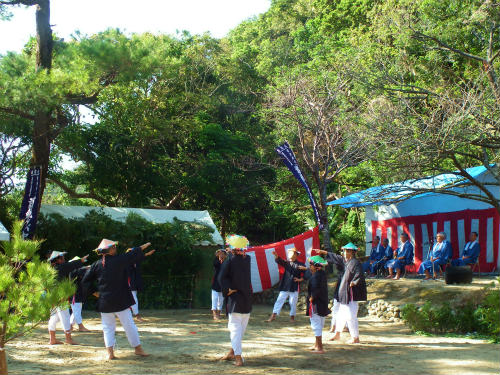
[5, 305, 499, 375]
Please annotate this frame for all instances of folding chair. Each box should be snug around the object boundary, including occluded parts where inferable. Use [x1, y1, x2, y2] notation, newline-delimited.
[402, 262, 416, 278]
[375, 260, 389, 278]
[402, 249, 415, 278]
[469, 259, 481, 276]
[438, 261, 450, 278]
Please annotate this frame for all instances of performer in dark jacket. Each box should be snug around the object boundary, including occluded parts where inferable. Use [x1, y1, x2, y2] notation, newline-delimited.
[47, 251, 88, 345]
[211, 249, 227, 320]
[267, 248, 305, 323]
[320, 243, 367, 344]
[83, 239, 152, 360]
[69, 260, 92, 332]
[219, 247, 251, 366]
[127, 247, 155, 322]
[302, 255, 330, 354]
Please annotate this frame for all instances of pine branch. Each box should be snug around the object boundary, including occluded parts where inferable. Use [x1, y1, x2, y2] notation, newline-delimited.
[0, 106, 35, 121]
[47, 176, 110, 205]
[65, 93, 99, 105]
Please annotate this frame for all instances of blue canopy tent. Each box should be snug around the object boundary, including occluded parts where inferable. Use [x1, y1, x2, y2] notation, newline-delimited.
[327, 166, 499, 273]
[327, 165, 491, 208]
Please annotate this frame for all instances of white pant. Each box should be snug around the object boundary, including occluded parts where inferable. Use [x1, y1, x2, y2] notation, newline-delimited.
[101, 308, 141, 348]
[228, 312, 250, 356]
[335, 301, 359, 338]
[130, 290, 139, 315]
[48, 307, 71, 332]
[310, 313, 326, 337]
[272, 291, 299, 316]
[70, 302, 83, 325]
[211, 290, 224, 311]
[330, 298, 340, 329]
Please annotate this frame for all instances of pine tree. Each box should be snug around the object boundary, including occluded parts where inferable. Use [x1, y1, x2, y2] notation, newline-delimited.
[0, 221, 75, 375]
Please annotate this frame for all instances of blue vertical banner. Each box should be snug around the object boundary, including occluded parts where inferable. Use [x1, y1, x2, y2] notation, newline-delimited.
[19, 166, 42, 239]
[276, 142, 323, 229]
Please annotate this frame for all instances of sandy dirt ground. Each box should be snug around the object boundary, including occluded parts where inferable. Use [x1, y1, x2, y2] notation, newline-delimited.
[5, 304, 499, 375]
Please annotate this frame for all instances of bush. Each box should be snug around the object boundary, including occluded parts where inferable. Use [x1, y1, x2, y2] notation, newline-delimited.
[473, 284, 500, 339]
[1, 221, 75, 374]
[401, 301, 454, 334]
[35, 210, 214, 308]
[401, 281, 500, 342]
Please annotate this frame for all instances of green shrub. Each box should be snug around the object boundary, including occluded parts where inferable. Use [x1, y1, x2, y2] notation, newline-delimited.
[35, 210, 214, 308]
[401, 281, 500, 342]
[400, 303, 431, 332]
[401, 301, 455, 334]
[473, 284, 500, 339]
[454, 303, 478, 333]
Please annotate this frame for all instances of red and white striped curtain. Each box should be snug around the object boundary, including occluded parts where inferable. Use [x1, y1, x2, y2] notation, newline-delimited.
[244, 227, 320, 293]
[370, 208, 499, 272]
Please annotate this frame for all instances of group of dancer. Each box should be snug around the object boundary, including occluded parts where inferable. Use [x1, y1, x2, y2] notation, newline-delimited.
[48, 237, 366, 364]
[212, 242, 367, 363]
[47, 239, 154, 359]
[45, 229, 482, 365]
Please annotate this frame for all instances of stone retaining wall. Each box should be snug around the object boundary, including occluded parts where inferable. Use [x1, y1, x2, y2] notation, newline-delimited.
[367, 299, 403, 322]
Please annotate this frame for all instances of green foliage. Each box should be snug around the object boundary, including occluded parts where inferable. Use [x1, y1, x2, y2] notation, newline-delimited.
[401, 282, 500, 342]
[3, 0, 498, 259]
[0, 190, 23, 234]
[0, 221, 75, 347]
[36, 211, 214, 308]
[332, 207, 366, 253]
[473, 280, 500, 339]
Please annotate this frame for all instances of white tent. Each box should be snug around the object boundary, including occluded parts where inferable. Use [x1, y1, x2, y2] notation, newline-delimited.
[40, 205, 224, 246]
[0, 221, 9, 241]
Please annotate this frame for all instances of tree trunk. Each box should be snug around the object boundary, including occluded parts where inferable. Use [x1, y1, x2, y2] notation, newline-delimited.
[36, 0, 53, 72]
[30, 0, 53, 209]
[319, 211, 332, 252]
[0, 348, 7, 375]
[318, 184, 332, 252]
[220, 215, 228, 244]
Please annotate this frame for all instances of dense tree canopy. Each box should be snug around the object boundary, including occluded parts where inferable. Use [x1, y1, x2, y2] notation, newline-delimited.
[1, 0, 498, 248]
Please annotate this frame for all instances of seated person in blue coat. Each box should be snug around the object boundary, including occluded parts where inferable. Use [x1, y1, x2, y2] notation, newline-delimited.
[385, 233, 413, 280]
[418, 231, 452, 280]
[451, 231, 480, 266]
[376, 238, 393, 275]
[362, 236, 385, 276]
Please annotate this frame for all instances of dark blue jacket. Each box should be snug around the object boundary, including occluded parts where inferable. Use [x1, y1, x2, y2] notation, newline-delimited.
[276, 257, 304, 292]
[83, 247, 144, 313]
[127, 258, 144, 291]
[369, 244, 385, 261]
[219, 253, 252, 314]
[462, 241, 480, 263]
[306, 269, 330, 317]
[382, 245, 394, 259]
[397, 241, 414, 264]
[211, 256, 223, 292]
